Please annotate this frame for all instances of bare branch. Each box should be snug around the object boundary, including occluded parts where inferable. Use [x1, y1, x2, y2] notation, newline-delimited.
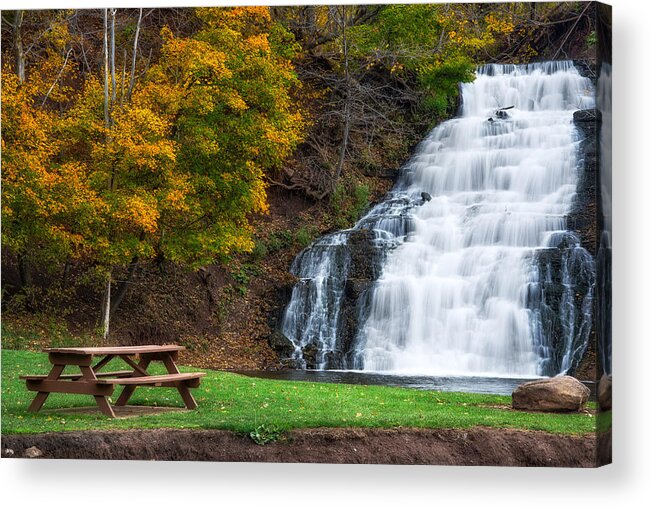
[40, 47, 73, 107]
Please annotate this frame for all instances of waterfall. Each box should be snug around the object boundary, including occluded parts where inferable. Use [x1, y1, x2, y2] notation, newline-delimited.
[281, 61, 596, 377]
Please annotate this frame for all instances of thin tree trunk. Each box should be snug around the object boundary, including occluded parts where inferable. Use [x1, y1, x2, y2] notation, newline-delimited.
[101, 8, 112, 340]
[335, 6, 351, 184]
[127, 8, 143, 100]
[120, 48, 127, 106]
[17, 253, 35, 310]
[41, 47, 73, 107]
[110, 8, 117, 103]
[14, 10, 25, 83]
[110, 256, 138, 318]
[102, 272, 111, 340]
[103, 9, 110, 133]
[61, 260, 71, 289]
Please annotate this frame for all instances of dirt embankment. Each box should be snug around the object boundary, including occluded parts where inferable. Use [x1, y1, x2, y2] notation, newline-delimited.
[2, 427, 598, 467]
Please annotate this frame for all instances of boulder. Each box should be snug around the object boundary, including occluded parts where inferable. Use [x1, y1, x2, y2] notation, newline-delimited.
[268, 330, 296, 358]
[301, 344, 319, 369]
[598, 374, 612, 411]
[512, 375, 590, 412]
[23, 446, 43, 458]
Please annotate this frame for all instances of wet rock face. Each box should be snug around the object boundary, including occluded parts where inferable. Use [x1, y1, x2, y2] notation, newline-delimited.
[567, 109, 600, 257]
[529, 237, 595, 376]
[332, 229, 383, 369]
[512, 376, 590, 412]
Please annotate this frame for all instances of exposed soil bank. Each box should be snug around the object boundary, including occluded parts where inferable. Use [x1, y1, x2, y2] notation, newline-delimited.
[2, 427, 597, 467]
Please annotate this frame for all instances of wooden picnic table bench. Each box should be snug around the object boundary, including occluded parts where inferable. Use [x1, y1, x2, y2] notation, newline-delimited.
[20, 345, 205, 418]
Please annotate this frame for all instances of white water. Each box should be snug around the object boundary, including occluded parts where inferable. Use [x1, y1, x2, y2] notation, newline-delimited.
[281, 61, 596, 377]
[357, 62, 594, 376]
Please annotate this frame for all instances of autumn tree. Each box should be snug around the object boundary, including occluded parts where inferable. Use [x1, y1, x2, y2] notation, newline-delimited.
[2, 11, 105, 310]
[2, 7, 304, 337]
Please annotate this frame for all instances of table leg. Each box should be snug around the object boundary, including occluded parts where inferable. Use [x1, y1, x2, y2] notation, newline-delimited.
[80, 365, 115, 418]
[27, 364, 65, 413]
[115, 356, 151, 406]
[162, 354, 198, 410]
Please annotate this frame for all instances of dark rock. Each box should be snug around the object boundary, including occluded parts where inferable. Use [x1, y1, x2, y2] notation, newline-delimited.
[512, 376, 590, 412]
[329, 229, 384, 369]
[529, 239, 595, 376]
[367, 167, 400, 181]
[566, 105, 602, 379]
[345, 279, 371, 300]
[279, 358, 300, 369]
[421, 192, 432, 202]
[23, 446, 43, 458]
[268, 330, 295, 358]
[266, 276, 298, 331]
[495, 109, 510, 119]
[573, 108, 601, 124]
[302, 344, 319, 369]
[573, 60, 597, 84]
[598, 374, 612, 411]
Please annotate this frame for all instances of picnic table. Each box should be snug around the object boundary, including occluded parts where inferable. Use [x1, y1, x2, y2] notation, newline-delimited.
[20, 345, 205, 418]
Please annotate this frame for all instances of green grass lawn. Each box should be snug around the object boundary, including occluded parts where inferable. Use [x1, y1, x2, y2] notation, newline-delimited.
[1, 349, 598, 436]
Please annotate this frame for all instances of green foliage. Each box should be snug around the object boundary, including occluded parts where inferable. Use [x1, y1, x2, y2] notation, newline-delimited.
[586, 31, 597, 47]
[264, 230, 294, 254]
[329, 179, 370, 229]
[346, 4, 514, 118]
[249, 423, 282, 445]
[2, 349, 598, 436]
[294, 225, 319, 249]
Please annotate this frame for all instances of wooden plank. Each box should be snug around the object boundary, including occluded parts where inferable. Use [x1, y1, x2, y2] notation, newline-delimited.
[26, 364, 65, 413]
[21, 370, 135, 381]
[96, 373, 205, 385]
[48, 352, 93, 366]
[158, 378, 202, 388]
[114, 356, 152, 406]
[162, 354, 199, 409]
[25, 379, 114, 395]
[91, 354, 116, 372]
[80, 365, 117, 418]
[94, 395, 116, 418]
[142, 350, 179, 361]
[43, 345, 185, 355]
[119, 355, 150, 376]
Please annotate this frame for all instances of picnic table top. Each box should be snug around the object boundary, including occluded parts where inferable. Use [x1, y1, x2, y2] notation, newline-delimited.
[42, 345, 185, 356]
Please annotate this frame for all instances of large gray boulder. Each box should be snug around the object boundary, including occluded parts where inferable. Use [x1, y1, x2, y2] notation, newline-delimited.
[512, 375, 590, 412]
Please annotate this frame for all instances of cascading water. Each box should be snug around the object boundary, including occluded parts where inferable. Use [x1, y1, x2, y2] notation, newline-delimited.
[281, 61, 596, 377]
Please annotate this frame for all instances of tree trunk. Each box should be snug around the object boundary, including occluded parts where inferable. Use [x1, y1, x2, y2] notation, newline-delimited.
[127, 8, 143, 100]
[14, 10, 25, 83]
[335, 6, 351, 184]
[101, 272, 111, 340]
[110, 8, 117, 103]
[61, 260, 71, 289]
[110, 256, 139, 318]
[101, 8, 113, 340]
[17, 253, 35, 310]
[103, 9, 110, 133]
